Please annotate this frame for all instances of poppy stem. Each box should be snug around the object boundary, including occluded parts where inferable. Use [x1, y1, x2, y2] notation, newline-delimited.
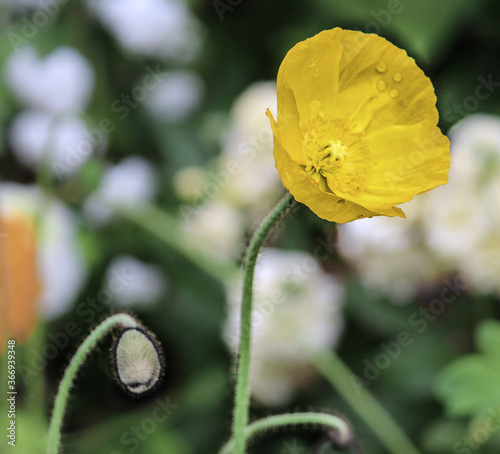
[221, 411, 353, 454]
[309, 348, 422, 454]
[46, 313, 138, 454]
[232, 192, 295, 454]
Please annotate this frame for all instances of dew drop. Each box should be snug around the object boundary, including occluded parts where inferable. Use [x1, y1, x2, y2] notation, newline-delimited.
[393, 72, 402, 82]
[389, 89, 399, 98]
[309, 100, 322, 111]
[308, 55, 318, 68]
[376, 62, 387, 73]
[337, 199, 346, 205]
[377, 80, 387, 92]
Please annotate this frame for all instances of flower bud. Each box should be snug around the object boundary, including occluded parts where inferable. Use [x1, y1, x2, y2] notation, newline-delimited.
[111, 326, 165, 397]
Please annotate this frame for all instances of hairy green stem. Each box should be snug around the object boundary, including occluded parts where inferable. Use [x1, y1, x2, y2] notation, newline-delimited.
[232, 192, 295, 454]
[310, 349, 421, 454]
[221, 411, 351, 454]
[46, 314, 138, 454]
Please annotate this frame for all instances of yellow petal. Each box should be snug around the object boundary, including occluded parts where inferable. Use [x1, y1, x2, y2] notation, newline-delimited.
[278, 28, 438, 132]
[330, 121, 449, 210]
[271, 121, 403, 223]
[266, 96, 303, 163]
[277, 29, 343, 126]
[329, 30, 439, 132]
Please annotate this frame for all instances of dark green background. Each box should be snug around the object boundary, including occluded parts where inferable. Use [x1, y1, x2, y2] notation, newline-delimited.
[1, 0, 500, 453]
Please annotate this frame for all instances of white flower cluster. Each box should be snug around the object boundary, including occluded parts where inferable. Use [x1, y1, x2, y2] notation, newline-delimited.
[87, 0, 201, 63]
[337, 198, 441, 303]
[0, 183, 87, 319]
[84, 155, 158, 225]
[4, 46, 98, 178]
[422, 114, 500, 295]
[142, 69, 204, 122]
[219, 82, 284, 214]
[224, 249, 344, 406]
[104, 255, 166, 307]
[338, 114, 500, 301]
[175, 81, 284, 261]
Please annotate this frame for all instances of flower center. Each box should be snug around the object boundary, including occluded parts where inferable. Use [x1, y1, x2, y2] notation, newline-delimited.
[302, 141, 348, 192]
[300, 115, 367, 195]
[305, 141, 346, 174]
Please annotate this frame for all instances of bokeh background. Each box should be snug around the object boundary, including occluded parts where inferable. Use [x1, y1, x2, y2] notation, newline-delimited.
[1, 0, 500, 453]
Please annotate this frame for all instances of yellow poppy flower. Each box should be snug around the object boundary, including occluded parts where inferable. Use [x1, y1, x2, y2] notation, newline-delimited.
[267, 28, 450, 223]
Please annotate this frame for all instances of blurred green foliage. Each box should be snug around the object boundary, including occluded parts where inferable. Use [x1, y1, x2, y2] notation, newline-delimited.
[436, 320, 500, 418]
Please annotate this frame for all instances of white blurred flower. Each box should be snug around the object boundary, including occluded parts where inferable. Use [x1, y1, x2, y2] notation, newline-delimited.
[173, 166, 207, 202]
[87, 0, 201, 62]
[8, 110, 96, 176]
[84, 156, 158, 224]
[4, 46, 94, 113]
[104, 255, 166, 306]
[174, 82, 285, 268]
[339, 115, 500, 299]
[231, 81, 277, 138]
[4, 46, 102, 178]
[220, 81, 284, 213]
[0, 183, 87, 319]
[180, 200, 245, 262]
[224, 249, 344, 406]
[143, 70, 204, 122]
[338, 198, 440, 302]
[421, 114, 500, 295]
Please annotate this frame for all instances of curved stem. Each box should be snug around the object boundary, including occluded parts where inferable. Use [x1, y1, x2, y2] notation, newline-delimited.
[47, 313, 138, 454]
[221, 411, 351, 454]
[232, 192, 295, 454]
[309, 348, 421, 454]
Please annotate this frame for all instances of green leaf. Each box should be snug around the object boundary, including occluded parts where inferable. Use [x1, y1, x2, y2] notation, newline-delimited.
[435, 320, 500, 418]
[476, 320, 500, 356]
[436, 356, 500, 416]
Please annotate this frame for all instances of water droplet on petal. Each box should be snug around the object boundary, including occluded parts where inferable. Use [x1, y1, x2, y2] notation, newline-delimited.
[337, 199, 346, 205]
[377, 80, 387, 92]
[389, 89, 399, 98]
[393, 72, 402, 82]
[308, 55, 318, 68]
[312, 67, 320, 77]
[309, 100, 322, 111]
[376, 62, 387, 73]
